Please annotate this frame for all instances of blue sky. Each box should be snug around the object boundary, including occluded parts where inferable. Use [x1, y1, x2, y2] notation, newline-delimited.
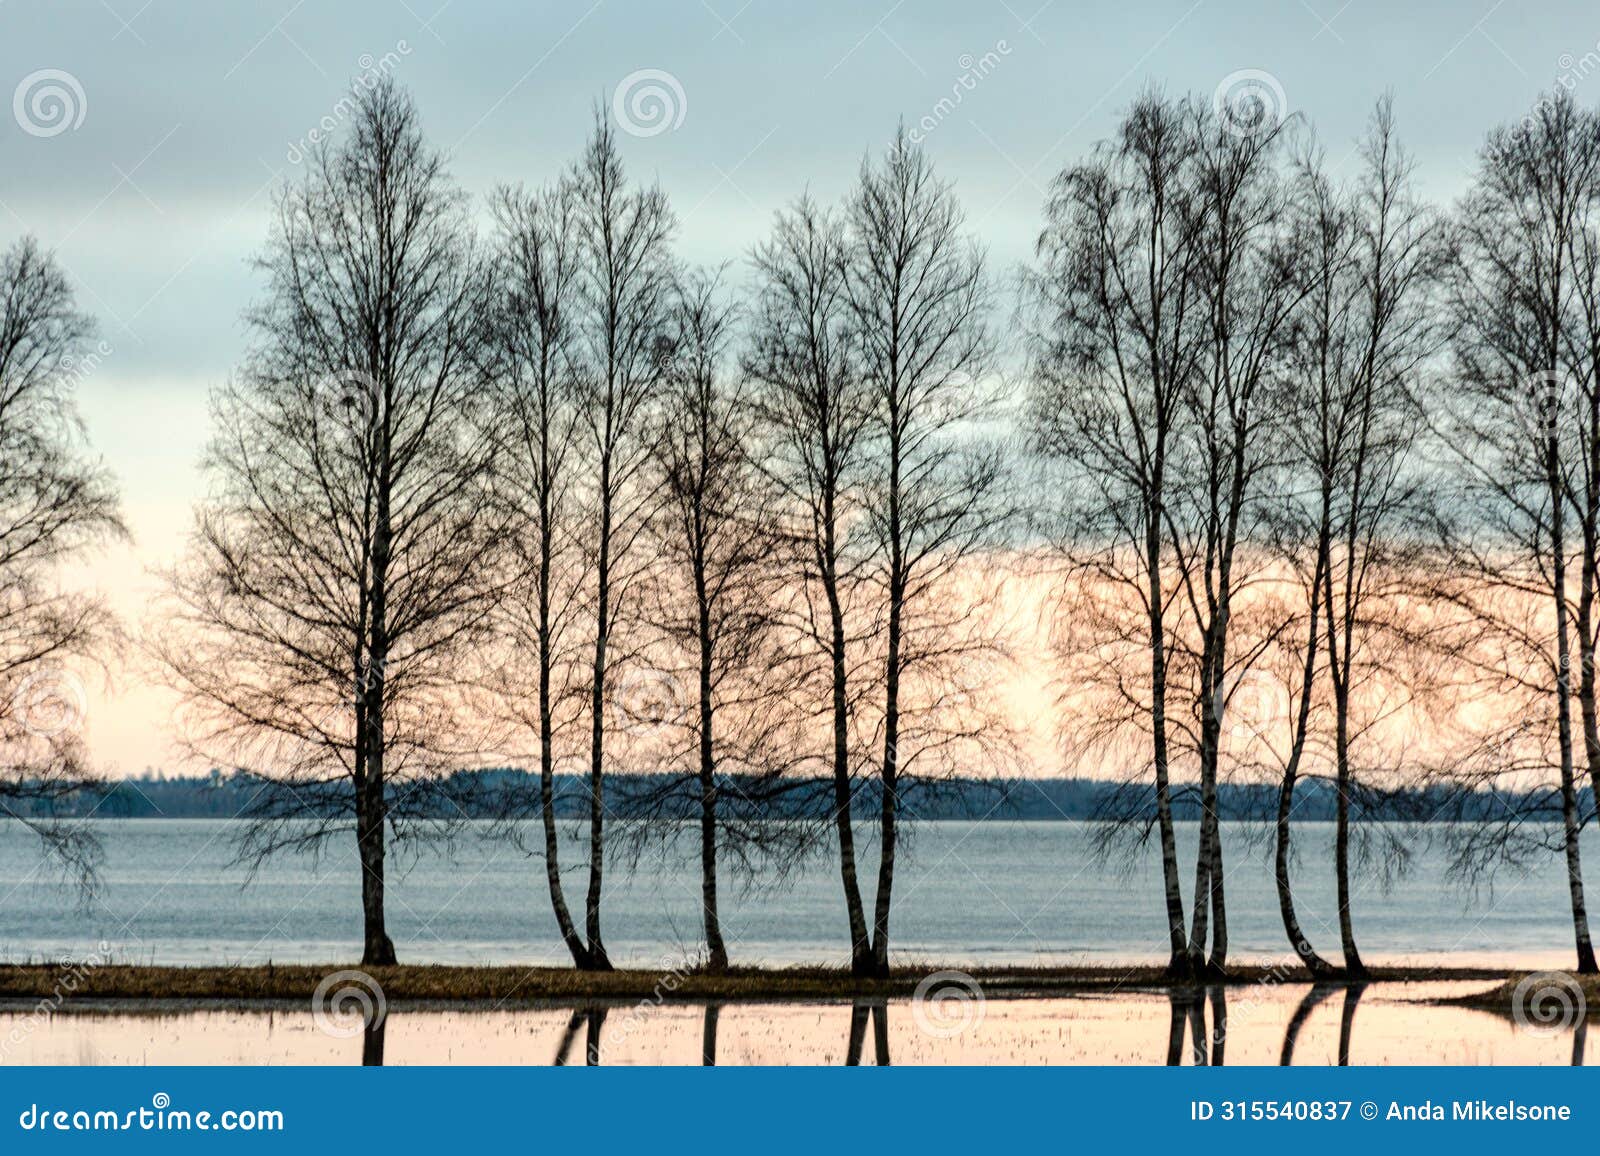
[0, 0, 1592, 770]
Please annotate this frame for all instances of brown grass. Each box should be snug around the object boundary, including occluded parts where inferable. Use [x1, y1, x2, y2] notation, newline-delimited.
[0, 961, 1518, 1006]
[1439, 970, 1600, 1021]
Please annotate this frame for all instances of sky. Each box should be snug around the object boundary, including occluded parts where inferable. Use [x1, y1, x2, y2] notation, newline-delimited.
[0, 0, 1594, 774]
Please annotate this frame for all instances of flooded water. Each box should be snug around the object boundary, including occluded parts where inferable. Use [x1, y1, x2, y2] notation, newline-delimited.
[2, 820, 1594, 969]
[0, 983, 1588, 1066]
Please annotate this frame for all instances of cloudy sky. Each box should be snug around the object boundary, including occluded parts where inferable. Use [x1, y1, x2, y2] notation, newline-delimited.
[0, 0, 1592, 773]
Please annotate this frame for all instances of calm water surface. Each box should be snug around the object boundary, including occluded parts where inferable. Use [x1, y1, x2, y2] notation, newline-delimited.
[0, 819, 1590, 968]
[0, 984, 1589, 1065]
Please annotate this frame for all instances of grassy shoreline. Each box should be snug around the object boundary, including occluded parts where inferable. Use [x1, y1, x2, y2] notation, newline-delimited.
[0, 962, 1535, 1007]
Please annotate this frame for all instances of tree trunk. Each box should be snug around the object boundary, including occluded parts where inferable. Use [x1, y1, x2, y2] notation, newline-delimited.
[697, 586, 728, 971]
[1278, 519, 1336, 976]
[1578, 495, 1600, 817]
[870, 580, 901, 978]
[1206, 813, 1228, 971]
[356, 769, 395, 966]
[359, 486, 396, 968]
[540, 716, 588, 967]
[1332, 688, 1365, 975]
[1148, 515, 1190, 976]
[538, 446, 588, 968]
[585, 473, 613, 971]
[1275, 766, 1337, 976]
[824, 523, 871, 973]
[1552, 454, 1598, 974]
[1187, 817, 1211, 972]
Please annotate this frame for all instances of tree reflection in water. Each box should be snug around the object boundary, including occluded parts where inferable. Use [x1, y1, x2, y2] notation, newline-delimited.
[845, 1001, 890, 1065]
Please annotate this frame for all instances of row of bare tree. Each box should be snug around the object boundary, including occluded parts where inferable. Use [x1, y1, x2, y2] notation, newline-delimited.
[1030, 86, 1600, 979]
[143, 81, 1009, 975]
[5, 78, 1600, 977]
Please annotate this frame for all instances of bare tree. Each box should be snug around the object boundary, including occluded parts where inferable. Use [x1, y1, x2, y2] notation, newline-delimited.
[1025, 92, 1208, 977]
[1168, 105, 1303, 972]
[1443, 88, 1600, 973]
[626, 268, 807, 971]
[0, 236, 123, 886]
[157, 80, 500, 966]
[1560, 100, 1600, 831]
[1312, 102, 1439, 975]
[746, 196, 877, 972]
[569, 112, 677, 969]
[1275, 100, 1440, 975]
[845, 128, 1008, 974]
[482, 177, 592, 967]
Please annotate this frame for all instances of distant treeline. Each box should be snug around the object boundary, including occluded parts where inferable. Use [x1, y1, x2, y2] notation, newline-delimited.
[19, 770, 1586, 825]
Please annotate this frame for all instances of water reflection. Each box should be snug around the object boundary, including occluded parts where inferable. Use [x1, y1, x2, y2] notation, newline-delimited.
[1337, 984, 1366, 1066]
[1164, 986, 1228, 1065]
[844, 1001, 890, 1066]
[1280, 983, 1337, 1065]
[6, 982, 1589, 1065]
[702, 1004, 720, 1066]
[362, 1016, 385, 1067]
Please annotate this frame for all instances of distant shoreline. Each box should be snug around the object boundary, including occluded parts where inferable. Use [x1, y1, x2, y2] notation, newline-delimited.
[12, 771, 1593, 824]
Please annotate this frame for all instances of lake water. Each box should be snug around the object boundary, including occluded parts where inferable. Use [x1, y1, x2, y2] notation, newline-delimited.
[0, 819, 1592, 968]
[0, 984, 1589, 1065]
